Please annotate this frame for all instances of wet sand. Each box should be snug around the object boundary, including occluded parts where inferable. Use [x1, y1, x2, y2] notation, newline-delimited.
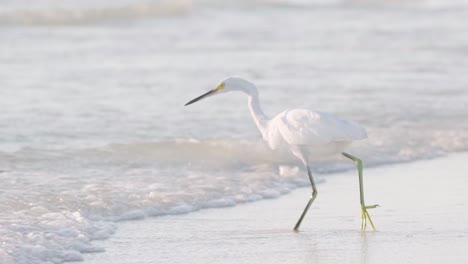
[85, 153, 468, 264]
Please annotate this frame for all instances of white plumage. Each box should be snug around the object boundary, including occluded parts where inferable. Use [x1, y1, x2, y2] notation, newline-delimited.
[265, 108, 367, 154]
[185, 77, 378, 231]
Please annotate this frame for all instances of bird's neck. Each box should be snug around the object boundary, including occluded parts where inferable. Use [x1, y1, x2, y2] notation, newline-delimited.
[247, 91, 269, 138]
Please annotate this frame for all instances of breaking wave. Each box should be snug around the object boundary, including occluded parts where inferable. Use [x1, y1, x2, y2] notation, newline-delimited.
[2, 0, 461, 25]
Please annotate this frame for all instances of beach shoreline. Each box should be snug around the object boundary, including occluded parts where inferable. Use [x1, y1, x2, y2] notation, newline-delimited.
[84, 153, 468, 264]
[3, 1, 468, 263]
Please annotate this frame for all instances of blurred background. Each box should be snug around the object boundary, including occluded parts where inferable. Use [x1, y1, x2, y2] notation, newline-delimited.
[1, 0, 467, 151]
[0, 0, 467, 263]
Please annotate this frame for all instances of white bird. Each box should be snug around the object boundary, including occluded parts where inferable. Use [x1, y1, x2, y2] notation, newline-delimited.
[185, 77, 378, 231]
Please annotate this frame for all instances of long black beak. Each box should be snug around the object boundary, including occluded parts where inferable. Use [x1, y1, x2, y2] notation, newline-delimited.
[184, 89, 216, 106]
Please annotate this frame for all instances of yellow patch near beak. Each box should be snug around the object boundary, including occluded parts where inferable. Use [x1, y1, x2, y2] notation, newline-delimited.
[215, 83, 225, 91]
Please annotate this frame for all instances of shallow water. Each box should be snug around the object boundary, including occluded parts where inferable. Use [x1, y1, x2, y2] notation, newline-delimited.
[1, 0, 468, 263]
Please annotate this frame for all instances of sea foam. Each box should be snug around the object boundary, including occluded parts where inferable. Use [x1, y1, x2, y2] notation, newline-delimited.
[1, 130, 467, 263]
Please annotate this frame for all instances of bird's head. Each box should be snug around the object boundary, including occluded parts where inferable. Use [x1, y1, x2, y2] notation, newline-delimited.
[184, 77, 255, 106]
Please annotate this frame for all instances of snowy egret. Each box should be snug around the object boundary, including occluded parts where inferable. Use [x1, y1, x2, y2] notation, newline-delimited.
[185, 77, 379, 231]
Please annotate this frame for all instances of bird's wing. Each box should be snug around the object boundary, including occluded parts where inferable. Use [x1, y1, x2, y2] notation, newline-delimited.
[269, 109, 367, 146]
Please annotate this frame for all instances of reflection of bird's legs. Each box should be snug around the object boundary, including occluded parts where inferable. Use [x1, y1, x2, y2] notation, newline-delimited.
[294, 166, 317, 231]
[342, 152, 379, 231]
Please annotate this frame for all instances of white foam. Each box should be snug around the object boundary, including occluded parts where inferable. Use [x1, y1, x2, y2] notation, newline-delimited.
[0, 209, 114, 264]
[2, 140, 467, 264]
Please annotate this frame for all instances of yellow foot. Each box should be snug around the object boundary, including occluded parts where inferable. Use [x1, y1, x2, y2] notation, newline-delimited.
[361, 204, 379, 231]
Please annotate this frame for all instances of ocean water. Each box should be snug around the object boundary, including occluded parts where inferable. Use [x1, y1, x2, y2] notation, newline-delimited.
[1, 0, 468, 263]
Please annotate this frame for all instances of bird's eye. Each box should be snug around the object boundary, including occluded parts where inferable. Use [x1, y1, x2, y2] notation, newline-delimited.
[215, 83, 225, 90]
